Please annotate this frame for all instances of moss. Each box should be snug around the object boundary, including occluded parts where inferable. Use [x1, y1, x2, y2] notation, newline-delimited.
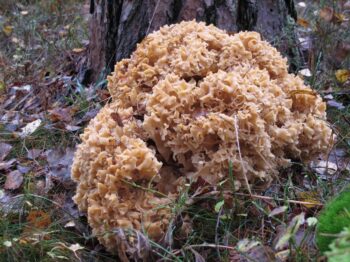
[316, 187, 350, 252]
[325, 226, 350, 262]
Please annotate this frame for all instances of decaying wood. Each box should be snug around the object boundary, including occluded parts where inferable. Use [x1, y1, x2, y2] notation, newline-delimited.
[86, 0, 298, 82]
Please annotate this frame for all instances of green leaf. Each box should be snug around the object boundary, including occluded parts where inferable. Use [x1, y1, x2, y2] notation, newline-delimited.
[215, 200, 225, 213]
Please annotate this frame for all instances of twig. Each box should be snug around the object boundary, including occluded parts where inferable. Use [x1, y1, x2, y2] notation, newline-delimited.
[234, 115, 252, 195]
[146, 0, 161, 35]
[234, 192, 324, 206]
[173, 243, 236, 255]
[12, 91, 33, 110]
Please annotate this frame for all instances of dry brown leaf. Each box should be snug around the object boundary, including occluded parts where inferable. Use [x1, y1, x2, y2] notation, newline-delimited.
[333, 42, 350, 63]
[110, 112, 123, 127]
[26, 210, 51, 229]
[0, 142, 12, 161]
[297, 18, 310, 28]
[4, 170, 23, 190]
[48, 107, 73, 123]
[45, 147, 75, 188]
[319, 7, 334, 22]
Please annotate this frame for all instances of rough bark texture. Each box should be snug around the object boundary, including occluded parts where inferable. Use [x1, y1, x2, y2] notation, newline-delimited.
[87, 0, 298, 82]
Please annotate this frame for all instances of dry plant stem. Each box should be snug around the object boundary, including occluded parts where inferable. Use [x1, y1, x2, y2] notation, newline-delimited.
[146, 0, 161, 35]
[234, 115, 252, 195]
[235, 192, 324, 206]
[172, 243, 237, 255]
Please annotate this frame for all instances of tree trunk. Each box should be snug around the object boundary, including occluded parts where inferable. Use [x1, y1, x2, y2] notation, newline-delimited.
[86, 0, 298, 83]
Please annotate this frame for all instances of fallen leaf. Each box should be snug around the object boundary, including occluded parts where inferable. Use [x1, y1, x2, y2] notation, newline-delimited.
[327, 100, 345, 110]
[45, 147, 75, 188]
[345, 1, 350, 10]
[274, 213, 305, 250]
[19, 119, 42, 138]
[298, 68, 312, 77]
[275, 250, 290, 261]
[297, 191, 322, 208]
[11, 37, 19, 44]
[297, 18, 309, 28]
[0, 159, 16, 171]
[311, 160, 338, 176]
[333, 42, 350, 63]
[3, 25, 13, 36]
[68, 243, 84, 252]
[27, 149, 43, 160]
[237, 239, 261, 253]
[189, 247, 206, 262]
[319, 7, 334, 22]
[0, 80, 5, 94]
[335, 69, 350, 83]
[245, 245, 276, 262]
[0, 142, 12, 161]
[3, 241, 12, 247]
[214, 199, 225, 213]
[179, 214, 193, 237]
[297, 2, 306, 8]
[333, 13, 347, 24]
[17, 165, 32, 174]
[64, 124, 80, 131]
[4, 170, 24, 190]
[58, 29, 67, 37]
[269, 206, 288, 217]
[72, 48, 85, 53]
[48, 108, 73, 123]
[26, 210, 51, 229]
[64, 221, 76, 228]
[12, 84, 31, 92]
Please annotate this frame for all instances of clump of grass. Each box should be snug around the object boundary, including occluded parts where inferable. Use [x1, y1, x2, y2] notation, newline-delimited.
[0, 191, 115, 262]
[316, 187, 350, 252]
[0, 0, 88, 86]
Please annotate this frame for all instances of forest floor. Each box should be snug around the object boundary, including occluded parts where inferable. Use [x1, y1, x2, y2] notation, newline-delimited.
[0, 0, 350, 261]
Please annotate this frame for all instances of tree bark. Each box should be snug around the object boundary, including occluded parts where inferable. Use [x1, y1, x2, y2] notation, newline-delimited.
[86, 0, 298, 83]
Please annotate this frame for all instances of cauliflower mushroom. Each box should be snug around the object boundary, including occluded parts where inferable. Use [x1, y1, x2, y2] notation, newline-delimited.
[71, 21, 333, 253]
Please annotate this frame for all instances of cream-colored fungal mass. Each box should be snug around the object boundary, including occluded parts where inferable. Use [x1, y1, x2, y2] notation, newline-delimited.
[71, 21, 333, 252]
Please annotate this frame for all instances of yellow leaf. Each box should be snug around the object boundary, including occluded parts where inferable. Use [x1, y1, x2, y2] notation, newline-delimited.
[297, 191, 322, 208]
[335, 69, 350, 83]
[297, 18, 310, 28]
[0, 81, 5, 94]
[333, 13, 348, 24]
[3, 25, 13, 36]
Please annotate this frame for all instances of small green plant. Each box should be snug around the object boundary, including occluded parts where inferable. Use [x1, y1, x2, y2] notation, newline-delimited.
[316, 187, 350, 252]
[325, 226, 350, 262]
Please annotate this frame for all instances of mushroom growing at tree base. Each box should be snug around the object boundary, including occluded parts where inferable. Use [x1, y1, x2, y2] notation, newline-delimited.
[71, 21, 333, 255]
